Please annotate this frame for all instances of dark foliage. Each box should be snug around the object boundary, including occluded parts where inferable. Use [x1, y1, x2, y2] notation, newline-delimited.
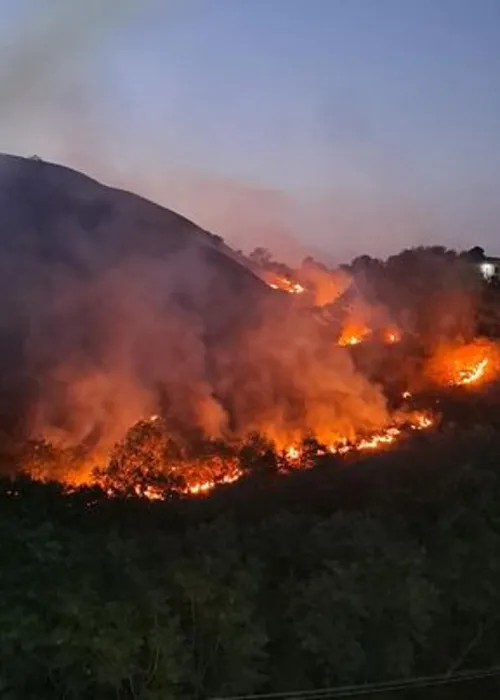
[3, 393, 500, 697]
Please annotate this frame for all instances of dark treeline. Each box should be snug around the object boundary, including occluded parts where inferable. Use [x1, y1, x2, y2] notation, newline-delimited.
[3, 402, 500, 698]
[341, 245, 500, 342]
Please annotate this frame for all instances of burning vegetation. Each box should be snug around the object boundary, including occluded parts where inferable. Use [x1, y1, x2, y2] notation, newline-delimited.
[1, 159, 499, 501]
[426, 338, 500, 388]
[9, 234, 500, 500]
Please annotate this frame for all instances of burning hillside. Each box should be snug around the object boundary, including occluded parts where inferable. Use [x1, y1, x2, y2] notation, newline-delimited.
[37, 330, 500, 500]
[1, 156, 500, 500]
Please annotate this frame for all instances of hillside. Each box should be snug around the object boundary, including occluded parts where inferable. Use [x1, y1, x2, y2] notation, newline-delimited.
[0, 154, 267, 296]
[0, 154, 276, 443]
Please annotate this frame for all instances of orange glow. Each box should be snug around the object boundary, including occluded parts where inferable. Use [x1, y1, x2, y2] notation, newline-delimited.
[458, 358, 488, 385]
[338, 322, 371, 347]
[356, 426, 401, 450]
[384, 328, 401, 344]
[266, 275, 306, 295]
[413, 414, 433, 429]
[338, 325, 401, 347]
[24, 334, 500, 503]
[25, 409, 435, 501]
[184, 469, 242, 496]
[140, 485, 164, 500]
[427, 339, 500, 388]
[341, 335, 362, 346]
[285, 446, 301, 461]
[282, 412, 433, 466]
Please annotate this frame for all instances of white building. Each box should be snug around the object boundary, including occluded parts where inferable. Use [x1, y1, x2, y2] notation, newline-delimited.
[477, 256, 500, 281]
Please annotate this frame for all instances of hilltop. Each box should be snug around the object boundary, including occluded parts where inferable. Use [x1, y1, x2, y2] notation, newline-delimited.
[0, 153, 266, 293]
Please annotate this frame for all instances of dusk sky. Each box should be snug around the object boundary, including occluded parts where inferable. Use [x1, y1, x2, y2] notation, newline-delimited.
[1, 0, 499, 262]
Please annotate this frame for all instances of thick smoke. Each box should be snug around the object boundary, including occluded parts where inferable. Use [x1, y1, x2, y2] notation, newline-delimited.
[1, 154, 490, 492]
[296, 257, 351, 308]
[28, 257, 229, 452]
[213, 303, 388, 446]
[0, 155, 393, 479]
[25, 246, 388, 459]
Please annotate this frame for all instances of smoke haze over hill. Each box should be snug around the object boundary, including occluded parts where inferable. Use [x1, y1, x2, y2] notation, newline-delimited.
[0, 156, 392, 479]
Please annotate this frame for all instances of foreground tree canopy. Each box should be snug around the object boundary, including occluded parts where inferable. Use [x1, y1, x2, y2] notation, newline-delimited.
[3, 422, 500, 698]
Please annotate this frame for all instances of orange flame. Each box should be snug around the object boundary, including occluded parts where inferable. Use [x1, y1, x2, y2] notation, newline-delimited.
[283, 412, 432, 465]
[28, 409, 435, 501]
[427, 339, 500, 388]
[384, 328, 401, 344]
[338, 322, 371, 347]
[266, 276, 306, 295]
[340, 335, 362, 346]
[457, 358, 488, 385]
[338, 325, 401, 347]
[285, 446, 301, 461]
[185, 469, 242, 496]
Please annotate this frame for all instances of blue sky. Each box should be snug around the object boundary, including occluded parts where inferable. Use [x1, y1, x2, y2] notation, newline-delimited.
[1, 0, 499, 262]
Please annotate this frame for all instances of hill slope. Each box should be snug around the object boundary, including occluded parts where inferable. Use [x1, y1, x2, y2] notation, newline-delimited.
[0, 154, 267, 299]
[0, 154, 275, 444]
[0, 155, 388, 468]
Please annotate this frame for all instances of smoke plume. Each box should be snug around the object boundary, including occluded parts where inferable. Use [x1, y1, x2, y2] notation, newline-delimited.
[0, 153, 394, 482]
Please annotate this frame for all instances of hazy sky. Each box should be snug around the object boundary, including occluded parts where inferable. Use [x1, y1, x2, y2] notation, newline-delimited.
[1, 0, 499, 262]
